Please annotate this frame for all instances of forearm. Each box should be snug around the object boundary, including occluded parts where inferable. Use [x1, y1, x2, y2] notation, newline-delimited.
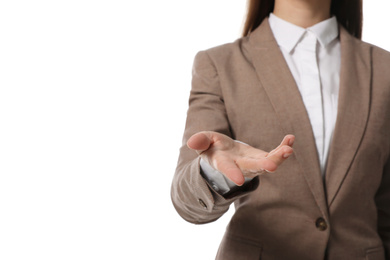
[171, 157, 232, 224]
[172, 155, 259, 224]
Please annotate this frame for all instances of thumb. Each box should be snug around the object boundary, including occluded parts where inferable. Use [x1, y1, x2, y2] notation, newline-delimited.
[187, 132, 213, 154]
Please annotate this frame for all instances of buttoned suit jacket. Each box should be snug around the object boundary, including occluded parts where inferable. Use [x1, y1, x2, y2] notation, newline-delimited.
[171, 18, 390, 260]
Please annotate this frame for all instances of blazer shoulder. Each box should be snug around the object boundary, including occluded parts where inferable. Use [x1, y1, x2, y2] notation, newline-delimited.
[371, 44, 390, 65]
[196, 36, 251, 65]
[345, 35, 390, 81]
[355, 38, 390, 63]
[363, 41, 390, 79]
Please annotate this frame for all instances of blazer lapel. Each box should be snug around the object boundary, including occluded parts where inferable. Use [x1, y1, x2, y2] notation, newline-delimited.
[325, 26, 372, 207]
[246, 18, 328, 218]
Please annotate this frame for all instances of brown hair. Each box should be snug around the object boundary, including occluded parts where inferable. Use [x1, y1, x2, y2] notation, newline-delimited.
[242, 0, 363, 39]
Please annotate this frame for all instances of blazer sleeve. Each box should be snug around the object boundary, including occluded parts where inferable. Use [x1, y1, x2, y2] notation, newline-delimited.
[376, 158, 390, 258]
[171, 51, 259, 224]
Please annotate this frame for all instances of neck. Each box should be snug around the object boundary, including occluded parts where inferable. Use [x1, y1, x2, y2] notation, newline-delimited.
[273, 0, 332, 28]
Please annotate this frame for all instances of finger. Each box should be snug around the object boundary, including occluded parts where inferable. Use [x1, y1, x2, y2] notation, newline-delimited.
[214, 158, 245, 186]
[266, 145, 293, 170]
[268, 135, 295, 157]
[187, 132, 212, 153]
[285, 134, 295, 147]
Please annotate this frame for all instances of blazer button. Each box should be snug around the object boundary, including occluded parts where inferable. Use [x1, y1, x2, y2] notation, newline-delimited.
[198, 199, 207, 209]
[315, 217, 328, 231]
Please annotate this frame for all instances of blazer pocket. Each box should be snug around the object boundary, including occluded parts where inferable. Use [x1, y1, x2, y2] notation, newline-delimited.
[216, 233, 262, 260]
[365, 246, 385, 260]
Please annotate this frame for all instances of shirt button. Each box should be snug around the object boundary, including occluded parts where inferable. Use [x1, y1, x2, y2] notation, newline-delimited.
[315, 217, 328, 231]
[198, 199, 207, 209]
[211, 182, 219, 192]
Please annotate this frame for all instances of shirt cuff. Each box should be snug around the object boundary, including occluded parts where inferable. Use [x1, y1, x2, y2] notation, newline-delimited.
[200, 158, 253, 195]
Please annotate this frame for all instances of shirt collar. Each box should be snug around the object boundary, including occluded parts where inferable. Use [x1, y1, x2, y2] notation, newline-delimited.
[268, 13, 339, 53]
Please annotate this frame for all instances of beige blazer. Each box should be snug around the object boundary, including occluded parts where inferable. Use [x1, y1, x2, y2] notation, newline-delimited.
[171, 18, 390, 260]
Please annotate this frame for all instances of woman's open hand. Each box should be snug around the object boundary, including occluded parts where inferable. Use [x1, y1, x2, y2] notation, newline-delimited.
[187, 131, 295, 186]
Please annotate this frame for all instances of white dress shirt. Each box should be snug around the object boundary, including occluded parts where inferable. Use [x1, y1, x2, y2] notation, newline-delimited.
[201, 13, 341, 194]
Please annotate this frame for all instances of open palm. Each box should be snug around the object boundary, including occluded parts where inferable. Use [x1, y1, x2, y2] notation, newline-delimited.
[187, 131, 295, 186]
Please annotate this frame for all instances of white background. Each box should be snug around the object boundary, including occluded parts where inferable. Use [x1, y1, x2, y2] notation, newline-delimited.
[0, 1, 389, 259]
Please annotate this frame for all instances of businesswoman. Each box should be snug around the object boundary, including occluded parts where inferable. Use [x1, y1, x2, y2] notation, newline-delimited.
[171, 0, 390, 259]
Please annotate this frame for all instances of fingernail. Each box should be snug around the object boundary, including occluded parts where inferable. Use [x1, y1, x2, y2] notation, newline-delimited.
[283, 153, 291, 158]
[288, 139, 294, 146]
